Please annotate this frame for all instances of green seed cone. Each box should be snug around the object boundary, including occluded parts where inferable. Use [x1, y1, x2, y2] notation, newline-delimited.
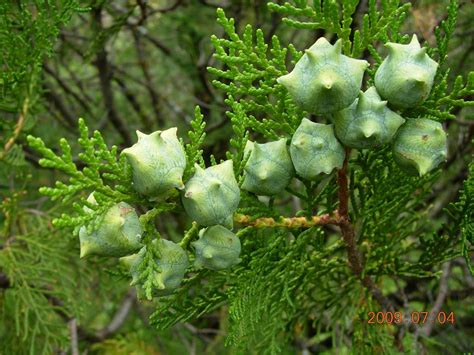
[79, 195, 143, 258]
[277, 38, 368, 115]
[120, 239, 188, 297]
[375, 35, 438, 109]
[290, 118, 345, 180]
[122, 128, 186, 199]
[392, 118, 447, 176]
[192, 225, 241, 270]
[333, 87, 406, 149]
[182, 160, 240, 228]
[241, 139, 294, 196]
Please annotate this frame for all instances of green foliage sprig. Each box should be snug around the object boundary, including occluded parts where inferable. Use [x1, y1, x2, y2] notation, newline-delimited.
[267, 0, 411, 57]
[209, 9, 304, 140]
[184, 106, 206, 180]
[0, 1, 88, 165]
[447, 149, 474, 273]
[27, 118, 134, 234]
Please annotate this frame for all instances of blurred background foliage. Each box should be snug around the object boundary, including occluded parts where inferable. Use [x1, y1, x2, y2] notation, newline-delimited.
[0, 0, 473, 353]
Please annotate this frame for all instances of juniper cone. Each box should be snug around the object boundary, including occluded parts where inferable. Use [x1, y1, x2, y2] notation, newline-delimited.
[121, 239, 188, 296]
[193, 225, 241, 270]
[241, 139, 294, 196]
[290, 118, 345, 179]
[79, 194, 143, 258]
[392, 118, 448, 176]
[277, 38, 368, 115]
[182, 160, 240, 228]
[375, 35, 438, 109]
[122, 128, 186, 198]
[333, 87, 406, 149]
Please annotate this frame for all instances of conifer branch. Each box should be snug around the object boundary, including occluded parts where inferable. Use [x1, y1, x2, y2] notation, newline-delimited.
[234, 213, 336, 228]
[0, 97, 30, 160]
[337, 149, 395, 313]
[235, 149, 395, 312]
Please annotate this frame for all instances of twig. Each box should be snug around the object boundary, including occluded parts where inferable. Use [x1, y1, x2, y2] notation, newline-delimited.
[96, 288, 136, 340]
[136, 0, 148, 25]
[43, 64, 94, 116]
[234, 213, 336, 229]
[132, 30, 163, 126]
[418, 262, 451, 337]
[69, 318, 79, 355]
[93, 7, 132, 146]
[113, 76, 153, 130]
[42, 82, 77, 128]
[141, 32, 172, 56]
[1, 97, 30, 160]
[148, 0, 184, 15]
[394, 278, 411, 351]
[454, 118, 474, 126]
[180, 222, 199, 248]
[234, 150, 396, 313]
[336, 149, 395, 312]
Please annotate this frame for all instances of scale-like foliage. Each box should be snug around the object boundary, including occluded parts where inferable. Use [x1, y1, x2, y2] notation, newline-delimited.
[267, 0, 411, 57]
[11, 0, 473, 353]
[27, 118, 137, 235]
[0, 1, 87, 164]
[0, 194, 82, 353]
[447, 148, 474, 273]
[209, 8, 304, 141]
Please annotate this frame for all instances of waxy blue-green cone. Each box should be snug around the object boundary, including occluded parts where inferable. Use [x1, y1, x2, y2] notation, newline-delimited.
[375, 35, 438, 109]
[333, 87, 406, 149]
[392, 118, 447, 176]
[290, 118, 345, 180]
[79, 194, 143, 258]
[241, 139, 294, 196]
[193, 225, 241, 270]
[277, 38, 368, 115]
[122, 128, 186, 199]
[182, 160, 240, 228]
[120, 239, 188, 297]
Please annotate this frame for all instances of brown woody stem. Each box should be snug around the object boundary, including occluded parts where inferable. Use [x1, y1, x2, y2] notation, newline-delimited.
[1, 97, 30, 160]
[337, 149, 394, 312]
[234, 148, 394, 312]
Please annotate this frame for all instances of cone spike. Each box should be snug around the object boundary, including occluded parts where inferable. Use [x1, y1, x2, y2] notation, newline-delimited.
[79, 243, 90, 258]
[209, 178, 222, 188]
[416, 158, 431, 177]
[385, 42, 397, 55]
[276, 73, 291, 86]
[257, 170, 268, 181]
[193, 163, 205, 175]
[313, 138, 325, 149]
[415, 47, 427, 60]
[304, 49, 318, 62]
[333, 39, 342, 54]
[136, 130, 147, 140]
[320, 74, 334, 90]
[410, 34, 420, 47]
